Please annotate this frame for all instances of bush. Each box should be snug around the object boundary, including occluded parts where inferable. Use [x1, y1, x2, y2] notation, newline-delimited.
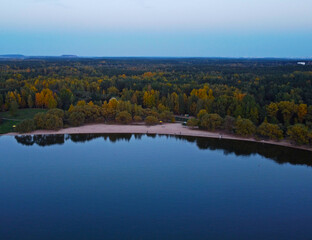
[235, 116, 256, 136]
[159, 110, 174, 122]
[115, 111, 132, 124]
[287, 124, 309, 145]
[133, 115, 143, 122]
[70, 105, 102, 123]
[45, 114, 63, 130]
[223, 116, 236, 133]
[257, 121, 283, 140]
[187, 118, 199, 127]
[69, 111, 85, 126]
[9, 101, 18, 116]
[47, 108, 65, 119]
[34, 112, 46, 129]
[34, 112, 63, 130]
[197, 109, 208, 120]
[16, 119, 36, 133]
[145, 116, 159, 125]
[199, 113, 223, 131]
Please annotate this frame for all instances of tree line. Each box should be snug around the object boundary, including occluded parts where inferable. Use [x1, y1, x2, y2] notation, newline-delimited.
[0, 58, 311, 146]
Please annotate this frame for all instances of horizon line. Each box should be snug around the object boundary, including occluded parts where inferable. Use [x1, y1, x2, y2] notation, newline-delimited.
[0, 54, 311, 60]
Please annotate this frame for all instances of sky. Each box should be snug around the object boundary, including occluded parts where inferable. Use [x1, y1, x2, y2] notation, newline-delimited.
[0, 0, 311, 57]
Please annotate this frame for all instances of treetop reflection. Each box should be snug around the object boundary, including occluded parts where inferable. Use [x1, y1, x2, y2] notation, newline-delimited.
[14, 134, 312, 167]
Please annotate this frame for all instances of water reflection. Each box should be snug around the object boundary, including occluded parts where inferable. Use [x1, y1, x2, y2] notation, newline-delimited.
[14, 133, 312, 167]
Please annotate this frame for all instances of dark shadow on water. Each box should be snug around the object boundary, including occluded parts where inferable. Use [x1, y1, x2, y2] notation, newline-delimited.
[14, 133, 312, 167]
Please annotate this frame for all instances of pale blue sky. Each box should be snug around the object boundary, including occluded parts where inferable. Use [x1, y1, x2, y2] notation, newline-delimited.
[1, 0, 312, 57]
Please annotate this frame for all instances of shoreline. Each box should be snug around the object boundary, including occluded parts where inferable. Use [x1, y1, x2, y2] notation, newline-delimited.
[2, 123, 312, 152]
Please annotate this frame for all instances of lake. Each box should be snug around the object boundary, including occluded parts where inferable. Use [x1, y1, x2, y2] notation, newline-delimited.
[0, 134, 312, 240]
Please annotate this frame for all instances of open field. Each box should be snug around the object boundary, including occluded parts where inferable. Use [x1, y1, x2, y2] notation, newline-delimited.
[0, 109, 47, 134]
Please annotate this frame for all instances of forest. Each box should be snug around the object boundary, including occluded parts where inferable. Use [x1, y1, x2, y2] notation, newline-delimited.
[0, 57, 311, 146]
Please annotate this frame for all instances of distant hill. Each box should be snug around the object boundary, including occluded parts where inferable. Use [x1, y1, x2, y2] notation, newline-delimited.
[61, 55, 78, 58]
[0, 54, 80, 60]
[0, 54, 25, 59]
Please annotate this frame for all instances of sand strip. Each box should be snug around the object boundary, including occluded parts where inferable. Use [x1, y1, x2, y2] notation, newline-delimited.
[2, 123, 312, 152]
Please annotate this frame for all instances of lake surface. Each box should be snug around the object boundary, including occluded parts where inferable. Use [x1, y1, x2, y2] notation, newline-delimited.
[0, 134, 312, 240]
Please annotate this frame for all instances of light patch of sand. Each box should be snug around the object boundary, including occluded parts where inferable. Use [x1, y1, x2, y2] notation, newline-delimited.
[3, 123, 312, 152]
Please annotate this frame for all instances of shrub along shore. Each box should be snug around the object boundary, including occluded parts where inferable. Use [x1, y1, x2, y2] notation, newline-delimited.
[3, 123, 311, 152]
[4, 98, 312, 150]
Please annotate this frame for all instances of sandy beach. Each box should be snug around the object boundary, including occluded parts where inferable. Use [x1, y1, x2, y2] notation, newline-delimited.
[2, 123, 312, 152]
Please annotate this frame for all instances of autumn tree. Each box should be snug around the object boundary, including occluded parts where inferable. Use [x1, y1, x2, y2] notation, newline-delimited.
[287, 124, 310, 145]
[145, 116, 159, 125]
[133, 115, 142, 122]
[34, 113, 46, 129]
[257, 120, 283, 140]
[199, 113, 223, 131]
[235, 116, 256, 136]
[143, 90, 159, 108]
[197, 109, 208, 120]
[47, 108, 65, 120]
[45, 114, 63, 130]
[115, 111, 132, 124]
[297, 104, 307, 123]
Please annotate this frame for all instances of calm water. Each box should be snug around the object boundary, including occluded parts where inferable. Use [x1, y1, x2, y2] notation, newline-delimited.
[0, 134, 312, 240]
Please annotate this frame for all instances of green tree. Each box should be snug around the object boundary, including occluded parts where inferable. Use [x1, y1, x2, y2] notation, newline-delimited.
[9, 101, 19, 116]
[27, 95, 34, 108]
[223, 115, 236, 133]
[187, 118, 199, 128]
[59, 88, 74, 110]
[0, 94, 3, 109]
[16, 119, 36, 133]
[69, 112, 85, 126]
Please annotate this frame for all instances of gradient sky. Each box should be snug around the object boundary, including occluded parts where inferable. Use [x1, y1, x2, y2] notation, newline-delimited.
[1, 0, 312, 57]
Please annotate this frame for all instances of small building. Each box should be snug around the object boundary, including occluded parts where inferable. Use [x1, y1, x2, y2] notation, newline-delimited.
[297, 62, 306, 66]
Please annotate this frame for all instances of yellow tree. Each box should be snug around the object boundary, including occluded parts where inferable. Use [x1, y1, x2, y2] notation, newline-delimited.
[266, 102, 278, 119]
[297, 104, 307, 123]
[170, 92, 179, 114]
[35, 92, 44, 108]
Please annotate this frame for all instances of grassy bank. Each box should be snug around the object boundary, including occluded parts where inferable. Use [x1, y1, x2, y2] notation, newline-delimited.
[0, 109, 47, 134]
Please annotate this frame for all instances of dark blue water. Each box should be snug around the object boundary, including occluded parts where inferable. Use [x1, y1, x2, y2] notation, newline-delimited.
[0, 134, 312, 240]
